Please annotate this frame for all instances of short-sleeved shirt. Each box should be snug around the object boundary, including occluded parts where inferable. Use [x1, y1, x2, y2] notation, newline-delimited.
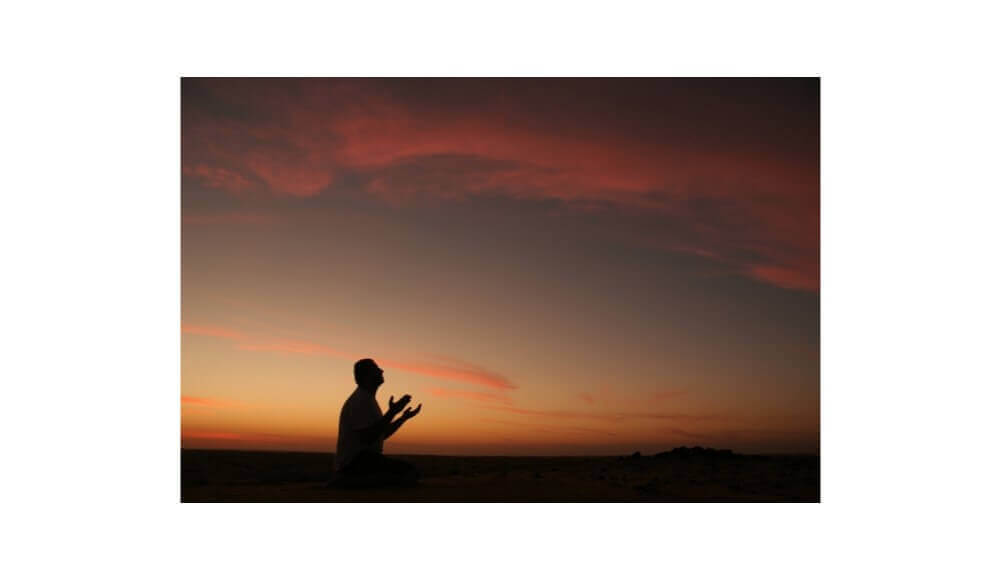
[335, 387, 384, 471]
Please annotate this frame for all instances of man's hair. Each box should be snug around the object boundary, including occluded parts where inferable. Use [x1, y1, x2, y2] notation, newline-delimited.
[354, 358, 376, 385]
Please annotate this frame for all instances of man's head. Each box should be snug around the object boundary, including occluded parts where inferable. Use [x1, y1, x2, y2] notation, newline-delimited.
[354, 358, 384, 391]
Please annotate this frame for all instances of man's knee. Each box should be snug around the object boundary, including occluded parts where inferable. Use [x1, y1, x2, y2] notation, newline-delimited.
[383, 458, 420, 485]
[331, 455, 419, 488]
[397, 462, 420, 485]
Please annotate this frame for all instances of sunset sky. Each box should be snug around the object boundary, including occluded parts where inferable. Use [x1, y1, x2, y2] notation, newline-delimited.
[181, 78, 819, 455]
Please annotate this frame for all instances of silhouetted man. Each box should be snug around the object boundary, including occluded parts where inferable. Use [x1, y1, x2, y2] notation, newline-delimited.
[330, 358, 422, 488]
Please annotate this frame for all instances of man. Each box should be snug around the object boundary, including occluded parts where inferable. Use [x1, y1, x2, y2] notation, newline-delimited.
[330, 358, 422, 488]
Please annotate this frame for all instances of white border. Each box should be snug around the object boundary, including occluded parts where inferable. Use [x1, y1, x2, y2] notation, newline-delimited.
[5, 1, 998, 579]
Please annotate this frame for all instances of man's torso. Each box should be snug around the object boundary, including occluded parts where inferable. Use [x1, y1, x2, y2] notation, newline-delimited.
[335, 388, 383, 470]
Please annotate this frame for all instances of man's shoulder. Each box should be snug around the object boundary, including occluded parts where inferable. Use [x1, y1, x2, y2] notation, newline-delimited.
[343, 388, 374, 410]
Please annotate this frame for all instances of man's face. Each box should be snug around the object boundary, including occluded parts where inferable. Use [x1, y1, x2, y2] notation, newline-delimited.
[368, 364, 385, 387]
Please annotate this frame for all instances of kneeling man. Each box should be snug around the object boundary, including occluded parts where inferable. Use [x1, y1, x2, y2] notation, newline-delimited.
[331, 358, 422, 488]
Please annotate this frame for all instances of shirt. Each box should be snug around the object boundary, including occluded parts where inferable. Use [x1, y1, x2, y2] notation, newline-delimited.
[335, 387, 384, 471]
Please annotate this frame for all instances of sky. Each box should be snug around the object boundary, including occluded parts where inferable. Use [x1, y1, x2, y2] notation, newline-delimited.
[181, 78, 819, 455]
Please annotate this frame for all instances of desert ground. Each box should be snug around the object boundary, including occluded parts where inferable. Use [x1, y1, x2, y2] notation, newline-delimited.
[181, 448, 819, 502]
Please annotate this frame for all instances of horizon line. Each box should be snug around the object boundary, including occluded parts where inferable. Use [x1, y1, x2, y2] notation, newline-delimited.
[180, 446, 820, 457]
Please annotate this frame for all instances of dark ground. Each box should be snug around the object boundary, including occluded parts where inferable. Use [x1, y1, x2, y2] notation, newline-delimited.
[181, 448, 819, 502]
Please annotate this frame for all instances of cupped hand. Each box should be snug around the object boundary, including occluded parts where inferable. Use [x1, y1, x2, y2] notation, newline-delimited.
[402, 403, 422, 421]
[388, 394, 412, 415]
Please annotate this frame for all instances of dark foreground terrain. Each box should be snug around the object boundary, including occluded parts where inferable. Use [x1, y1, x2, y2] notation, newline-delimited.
[182, 448, 819, 502]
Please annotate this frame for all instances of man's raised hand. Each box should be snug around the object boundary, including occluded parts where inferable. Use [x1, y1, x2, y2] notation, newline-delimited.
[402, 404, 422, 421]
[388, 394, 412, 416]
[381, 399, 421, 441]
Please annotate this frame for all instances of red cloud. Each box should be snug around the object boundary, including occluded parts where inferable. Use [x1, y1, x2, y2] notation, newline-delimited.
[385, 360, 516, 391]
[745, 264, 819, 292]
[184, 320, 519, 391]
[183, 164, 254, 195]
[183, 79, 819, 292]
[244, 154, 333, 197]
[235, 341, 517, 391]
[426, 386, 512, 404]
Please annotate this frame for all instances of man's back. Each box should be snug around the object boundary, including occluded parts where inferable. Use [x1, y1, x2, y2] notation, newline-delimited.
[335, 387, 383, 471]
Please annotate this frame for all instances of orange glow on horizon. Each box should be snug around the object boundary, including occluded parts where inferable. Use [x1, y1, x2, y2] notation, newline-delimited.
[182, 79, 819, 456]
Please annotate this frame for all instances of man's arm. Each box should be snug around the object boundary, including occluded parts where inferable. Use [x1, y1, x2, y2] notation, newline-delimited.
[356, 394, 411, 445]
[356, 412, 396, 446]
[383, 404, 422, 441]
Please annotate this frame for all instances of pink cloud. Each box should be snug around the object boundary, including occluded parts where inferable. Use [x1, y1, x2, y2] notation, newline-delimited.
[745, 264, 819, 292]
[244, 153, 333, 197]
[183, 164, 254, 195]
[235, 341, 517, 392]
[182, 79, 819, 292]
[384, 359, 517, 391]
[183, 319, 519, 391]
[426, 386, 512, 404]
